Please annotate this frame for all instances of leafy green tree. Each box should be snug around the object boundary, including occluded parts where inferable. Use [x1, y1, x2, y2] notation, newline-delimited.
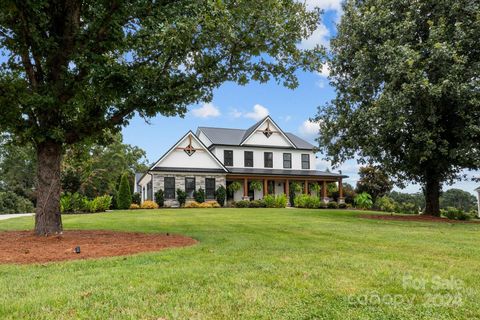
[354, 192, 373, 210]
[154, 190, 164, 208]
[440, 189, 476, 212]
[389, 191, 425, 212]
[0, 135, 36, 203]
[0, 1, 323, 234]
[176, 189, 187, 207]
[356, 166, 393, 201]
[316, 0, 480, 216]
[215, 186, 226, 207]
[116, 173, 132, 210]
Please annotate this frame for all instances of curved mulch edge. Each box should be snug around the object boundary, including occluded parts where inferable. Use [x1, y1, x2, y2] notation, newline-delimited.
[0, 230, 198, 264]
[359, 214, 480, 224]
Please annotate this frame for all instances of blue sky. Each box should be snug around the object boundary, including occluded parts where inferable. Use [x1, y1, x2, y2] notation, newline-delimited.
[122, 1, 479, 195]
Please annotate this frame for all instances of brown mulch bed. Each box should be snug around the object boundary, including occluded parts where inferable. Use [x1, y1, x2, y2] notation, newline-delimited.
[0, 230, 197, 264]
[360, 214, 480, 224]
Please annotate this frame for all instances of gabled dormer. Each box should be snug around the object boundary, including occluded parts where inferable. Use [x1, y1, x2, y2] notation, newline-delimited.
[240, 116, 297, 148]
[151, 131, 228, 171]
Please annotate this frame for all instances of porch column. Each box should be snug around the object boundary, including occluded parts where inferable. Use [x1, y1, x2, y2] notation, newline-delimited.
[304, 180, 308, 194]
[243, 178, 249, 200]
[338, 178, 345, 204]
[264, 179, 268, 197]
[322, 180, 329, 203]
[285, 179, 289, 198]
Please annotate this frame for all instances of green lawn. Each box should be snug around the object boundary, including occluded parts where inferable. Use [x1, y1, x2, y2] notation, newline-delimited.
[0, 209, 479, 319]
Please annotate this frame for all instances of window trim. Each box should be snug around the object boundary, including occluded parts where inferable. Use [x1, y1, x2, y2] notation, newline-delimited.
[244, 151, 254, 167]
[264, 152, 273, 168]
[224, 150, 233, 166]
[185, 177, 196, 198]
[164, 177, 175, 200]
[301, 154, 310, 169]
[205, 178, 216, 200]
[283, 153, 292, 169]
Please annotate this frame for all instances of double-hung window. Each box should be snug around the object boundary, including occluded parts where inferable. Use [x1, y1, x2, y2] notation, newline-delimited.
[224, 150, 233, 166]
[264, 152, 273, 168]
[164, 177, 175, 199]
[301, 154, 310, 169]
[283, 153, 292, 168]
[244, 151, 254, 167]
[205, 178, 216, 199]
[185, 177, 195, 198]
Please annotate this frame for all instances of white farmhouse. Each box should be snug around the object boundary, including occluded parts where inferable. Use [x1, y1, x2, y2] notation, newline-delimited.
[137, 116, 347, 206]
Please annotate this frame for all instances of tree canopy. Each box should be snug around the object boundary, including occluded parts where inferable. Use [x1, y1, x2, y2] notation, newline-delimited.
[356, 166, 393, 201]
[0, 0, 324, 234]
[316, 0, 480, 215]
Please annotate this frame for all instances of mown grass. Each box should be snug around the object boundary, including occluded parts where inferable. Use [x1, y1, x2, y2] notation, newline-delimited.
[0, 208, 479, 319]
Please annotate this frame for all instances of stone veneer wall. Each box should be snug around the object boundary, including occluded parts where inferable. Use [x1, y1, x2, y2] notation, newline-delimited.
[152, 172, 226, 207]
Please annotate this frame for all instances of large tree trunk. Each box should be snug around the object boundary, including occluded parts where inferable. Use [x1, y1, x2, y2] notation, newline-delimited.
[423, 177, 441, 216]
[35, 140, 63, 235]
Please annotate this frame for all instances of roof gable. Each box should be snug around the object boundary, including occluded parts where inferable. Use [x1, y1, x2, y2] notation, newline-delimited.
[152, 131, 228, 171]
[240, 116, 296, 148]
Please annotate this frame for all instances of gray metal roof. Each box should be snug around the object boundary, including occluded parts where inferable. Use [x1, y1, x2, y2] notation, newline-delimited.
[227, 167, 347, 178]
[197, 125, 315, 150]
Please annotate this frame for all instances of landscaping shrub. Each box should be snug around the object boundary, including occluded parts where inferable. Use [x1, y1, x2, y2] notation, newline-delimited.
[90, 195, 112, 212]
[354, 192, 373, 210]
[395, 202, 418, 214]
[375, 195, 396, 212]
[130, 203, 140, 209]
[327, 201, 338, 209]
[264, 194, 287, 208]
[116, 173, 132, 209]
[215, 185, 226, 207]
[263, 194, 276, 208]
[141, 200, 159, 209]
[199, 201, 221, 208]
[194, 188, 205, 203]
[275, 194, 288, 208]
[154, 189, 164, 207]
[234, 200, 250, 208]
[185, 201, 200, 208]
[176, 189, 187, 207]
[338, 202, 347, 209]
[249, 199, 266, 208]
[60, 193, 111, 213]
[442, 207, 471, 221]
[60, 192, 85, 213]
[132, 192, 141, 205]
[0, 191, 34, 214]
[318, 201, 328, 209]
[294, 194, 320, 208]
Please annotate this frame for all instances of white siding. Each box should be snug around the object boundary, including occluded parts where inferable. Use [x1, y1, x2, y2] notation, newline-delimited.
[242, 119, 293, 148]
[197, 131, 213, 147]
[158, 134, 222, 169]
[212, 146, 317, 171]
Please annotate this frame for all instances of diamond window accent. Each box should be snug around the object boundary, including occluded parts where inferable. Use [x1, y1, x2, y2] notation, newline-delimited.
[263, 127, 273, 138]
[184, 144, 196, 156]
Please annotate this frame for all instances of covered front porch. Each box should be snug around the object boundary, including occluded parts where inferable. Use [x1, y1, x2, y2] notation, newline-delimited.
[226, 171, 346, 205]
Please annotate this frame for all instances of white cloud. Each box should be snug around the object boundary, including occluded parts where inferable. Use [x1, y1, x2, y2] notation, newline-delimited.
[244, 104, 269, 121]
[316, 63, 330, 77]
[299, 23, 330, 50]
[191, 103, 221, 118]
[303, 0, 342, 11]
[229, 108, 243, 118]
[299, 120, 320, 137]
